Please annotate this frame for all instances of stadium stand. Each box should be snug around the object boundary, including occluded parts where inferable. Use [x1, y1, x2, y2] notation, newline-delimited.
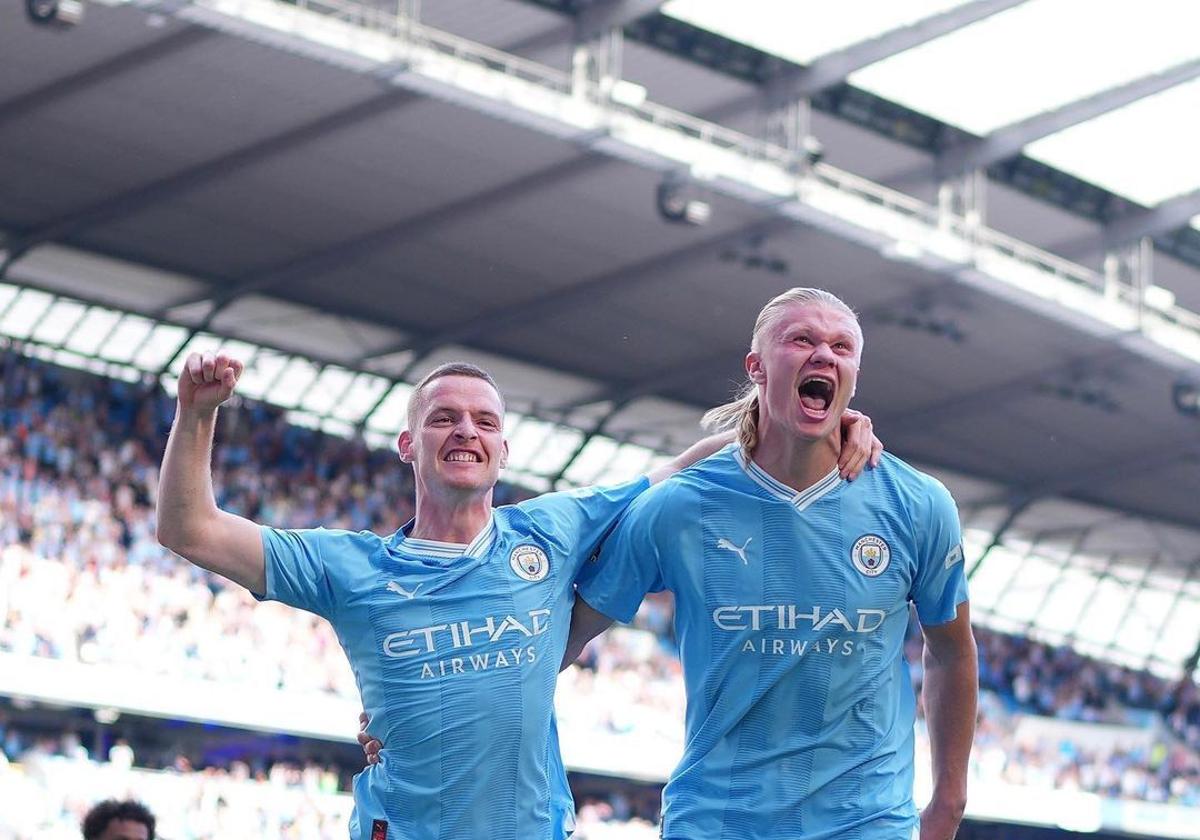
[3, 352, 1199, 838]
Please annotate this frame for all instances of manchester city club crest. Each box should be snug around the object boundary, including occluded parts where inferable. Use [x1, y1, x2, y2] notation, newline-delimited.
[509, 544, 550, 582]
[851, 534, 891, 577]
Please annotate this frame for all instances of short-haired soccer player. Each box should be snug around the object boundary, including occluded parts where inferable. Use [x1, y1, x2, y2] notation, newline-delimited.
[569, 288, 977, 840]
[156, 355, 881, 840]
[81, 799, 156, 840]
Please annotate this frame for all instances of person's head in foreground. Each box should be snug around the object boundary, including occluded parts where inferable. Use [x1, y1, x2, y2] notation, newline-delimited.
[398, 362, 509, 500]
[705, 286, 862, 456]
[81, 799, 155, 840]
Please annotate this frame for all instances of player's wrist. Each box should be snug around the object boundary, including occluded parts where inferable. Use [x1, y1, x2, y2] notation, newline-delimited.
[175, 402, 220, 427]
[926, 785, 967, 816]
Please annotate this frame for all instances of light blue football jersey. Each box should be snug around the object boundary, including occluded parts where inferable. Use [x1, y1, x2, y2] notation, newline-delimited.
[258, 476, 648, 840]
[578, 445, 967, 840]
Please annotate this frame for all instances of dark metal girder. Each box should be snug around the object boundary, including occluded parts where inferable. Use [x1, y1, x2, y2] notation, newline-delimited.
[876, 339, 1136, 439]
[966, 493, 1033, 581]
[1105, 187, 1200, 250]
[506, 0, 667, 55]
[161, 154, 607, 318]
[7, 90, 418, 258]
[575, 0, 669, 42]
[0, 26, 215, 130]
[974, 443, 1200, 511]
[363, 217, 794, 363]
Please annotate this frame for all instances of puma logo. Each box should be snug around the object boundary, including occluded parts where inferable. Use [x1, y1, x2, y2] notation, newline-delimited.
[716, 537, 752, 565]
[386, 581, 421, 600]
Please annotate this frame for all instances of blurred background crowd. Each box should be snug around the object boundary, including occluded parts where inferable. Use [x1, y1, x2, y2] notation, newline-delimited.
[3, 354, 1199, 837]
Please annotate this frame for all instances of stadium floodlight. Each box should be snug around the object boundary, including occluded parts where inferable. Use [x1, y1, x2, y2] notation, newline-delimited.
[656, 179, 711, 227]
[26, 0, 84, 28]
[1173, 380, 1200, 418]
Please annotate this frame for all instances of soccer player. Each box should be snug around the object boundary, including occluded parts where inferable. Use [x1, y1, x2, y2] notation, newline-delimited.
[81, 799, 156, 840]
[156, 354, 880, 840]
[568, 288, 978, 840]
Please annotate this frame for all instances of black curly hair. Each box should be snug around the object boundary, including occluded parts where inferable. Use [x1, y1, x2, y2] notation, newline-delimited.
[81, 799, 156, 840]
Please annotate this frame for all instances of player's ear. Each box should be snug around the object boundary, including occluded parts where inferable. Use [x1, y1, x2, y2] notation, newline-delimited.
[746, 351, 766, 385]
[499, 439, 509, 470]
[398, 430, 414, 463]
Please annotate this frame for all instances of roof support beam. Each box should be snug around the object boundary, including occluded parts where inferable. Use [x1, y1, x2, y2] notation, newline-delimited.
[966, 493, 1033, 581]
[502, 0, 666, 56]
[0, 26, 214, 130]
[576, 0, 668, 43]
[547, 398, 633, 486]
[939, 57, 1200, 178]
[551, 349, 737, 413]
[973, 441, 1200, 512]
[4, 90, 419, 261]
[700, 0, 1027, 126]
[161, 154, 607, 320]
[361, 217, 794, 363]
[763, 0, 1029, 104]
[1104, 187, 1200, 250]
[876, 339, 1135, 438]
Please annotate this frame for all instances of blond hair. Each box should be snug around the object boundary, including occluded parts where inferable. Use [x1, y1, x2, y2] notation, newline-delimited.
[701, 288, 860, 453]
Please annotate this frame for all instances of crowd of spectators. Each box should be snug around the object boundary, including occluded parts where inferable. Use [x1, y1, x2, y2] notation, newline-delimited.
[0, 720, 652, 839]
[2, 349, 1200, 819]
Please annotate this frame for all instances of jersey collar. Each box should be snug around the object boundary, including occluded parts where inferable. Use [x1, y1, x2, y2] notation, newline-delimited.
[733, 448, 843, 512]
[391, 514, 497, 561]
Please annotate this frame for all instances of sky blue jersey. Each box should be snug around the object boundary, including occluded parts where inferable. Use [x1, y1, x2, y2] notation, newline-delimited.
[258, 476, 647, 840]
[578, 446, 967, 840]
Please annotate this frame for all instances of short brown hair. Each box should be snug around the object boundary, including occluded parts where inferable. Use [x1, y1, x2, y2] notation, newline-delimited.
[406, 362, 504, 431]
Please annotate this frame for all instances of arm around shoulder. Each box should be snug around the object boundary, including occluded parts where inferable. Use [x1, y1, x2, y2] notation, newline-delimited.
[646, 430, 733, 485]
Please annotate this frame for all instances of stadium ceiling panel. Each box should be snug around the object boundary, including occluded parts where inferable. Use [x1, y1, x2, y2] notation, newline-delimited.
[1025, 80, 1200, 206]
[850, 0, 1200, 135]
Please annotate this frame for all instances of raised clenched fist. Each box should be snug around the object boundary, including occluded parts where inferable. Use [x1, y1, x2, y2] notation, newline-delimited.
[177, 351, 244, 414]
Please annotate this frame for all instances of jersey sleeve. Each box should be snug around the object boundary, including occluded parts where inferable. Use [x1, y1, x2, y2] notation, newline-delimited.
[257, 526, 340, 621]
[575, 485, 668, 624]
[521, 476, 649, 580]
[909, 478, 968, 626]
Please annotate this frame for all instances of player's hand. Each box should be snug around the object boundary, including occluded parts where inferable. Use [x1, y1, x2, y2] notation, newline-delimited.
[358, 711, 383, 766]
[919, 796, 965, 840]
[177, 351, 243, 414]
[838, 409, 883, 480]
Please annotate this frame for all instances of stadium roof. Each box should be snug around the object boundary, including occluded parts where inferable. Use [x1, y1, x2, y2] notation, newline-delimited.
[2, 0, 1200, 672]
[663, 0, 1200, 211]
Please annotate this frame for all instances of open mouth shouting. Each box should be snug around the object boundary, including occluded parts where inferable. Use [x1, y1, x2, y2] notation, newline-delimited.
[797, 374, 836, 421]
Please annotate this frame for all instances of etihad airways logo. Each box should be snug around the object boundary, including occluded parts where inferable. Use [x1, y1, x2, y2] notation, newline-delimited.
[382, 609, 550, 659]
[712, 604, 885, 634]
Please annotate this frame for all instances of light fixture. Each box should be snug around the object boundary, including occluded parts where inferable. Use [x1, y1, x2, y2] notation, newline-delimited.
[1174, 380, 1200, 418]
[26, 0, 84, 28]
[718, 233, 789, 275]
[656, 179, 711, 227]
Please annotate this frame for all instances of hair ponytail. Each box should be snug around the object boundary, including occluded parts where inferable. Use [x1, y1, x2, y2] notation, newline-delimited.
[701, 386, 760, 454]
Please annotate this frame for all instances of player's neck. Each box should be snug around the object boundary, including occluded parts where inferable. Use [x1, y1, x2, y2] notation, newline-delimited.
[751, 425, 840, 493]
[410, 487, 494, 544]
